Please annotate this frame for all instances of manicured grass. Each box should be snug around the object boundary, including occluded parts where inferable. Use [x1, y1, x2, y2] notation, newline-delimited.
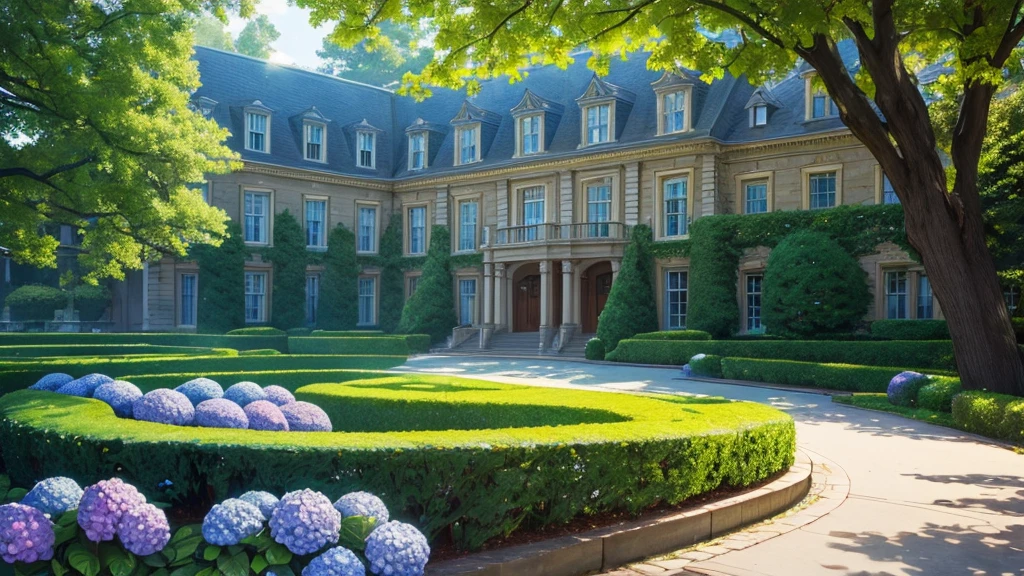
[833, 393, 958, 428]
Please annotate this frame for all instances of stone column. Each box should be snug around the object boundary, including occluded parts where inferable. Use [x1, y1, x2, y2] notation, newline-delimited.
[539, 260, 554, 351]
[611, 259, 621, 283]
[480, 261, 494, 349]
[142, 261, 150, 331]
[493, 263, 506, 330]
[558, 260, 578, 351]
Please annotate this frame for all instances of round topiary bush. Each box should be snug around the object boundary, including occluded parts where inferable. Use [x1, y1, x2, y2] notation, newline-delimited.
[224, 381, 267, 407]
[916, 378, 963, 412]
[132, 389, 195, 426]
[886, 371, 930, 407]
[175, 378, 224, 407]
[56, 373, 113, 398]
[195, 398, 249, 429]
[243, 400, 290, 431]
[29, 373, 73, 392]
[585, 337, 605, 360]
[4, 285, 67, 321]
[762, 231, 871, 338]
[72, 284, 111, 322]
[93, 380, 143, 418]
[263, 385, 295, 406]
[279, 401, 332, 432]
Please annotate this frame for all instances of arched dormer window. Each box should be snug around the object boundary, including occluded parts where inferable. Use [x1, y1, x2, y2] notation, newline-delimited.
[451, 101, 501, 166]
[576, 74, 635, 147]
[510, 89, 563, 156]
[651, 71, 697, 135]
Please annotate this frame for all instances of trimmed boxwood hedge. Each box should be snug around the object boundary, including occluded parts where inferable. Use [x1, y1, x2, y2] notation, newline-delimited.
[122, 369, 389, 392]
[310, 330, 385, 336]
[0, 344, 234, 358]
[951, 391, 1020, 441]
[4, 285, 67, 321]
[0, 332, 289, 353]
[916, 377, 964, 412]
[288, 335, 431, 355]
[718, 357, 953, 393]
[0, 375, 795, 550]
[226, 327, 286, 336]
[870, 320, 950, 340]
[632, 330, 712, 341]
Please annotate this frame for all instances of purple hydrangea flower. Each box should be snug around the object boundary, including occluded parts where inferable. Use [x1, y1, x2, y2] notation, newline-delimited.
[21, 477, 83, 517]
[238, 491, 279, 518]
[244, 401, 290, 432]
[0, 503, 55, 564]
[887, 371, 930, 408]
[77, 478, 146, 542]
[263, 385, 295, 407]
[279, 402, 332, 432]
[195, 398, 249, 429]
[56, 373, 113, 398]
[175, 378, 224, 407]
[223, 381, 267, 408]
[365, 521, 430, 576]
[116, 503, 170, 556]
[303, 546, 366, 576]
[94, 380, 143, 418]
[29, 373, 73, 392]
[681, 364, 692, 378]
[269, 489, 341, 555]
[202, 499, 265, 546]
[333, 492, 389, 528]
[133, 389, 195, 426]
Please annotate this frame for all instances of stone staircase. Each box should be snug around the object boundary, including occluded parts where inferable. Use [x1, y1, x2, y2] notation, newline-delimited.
[440, 330, 594, 359]
[557, 333, 595, 359]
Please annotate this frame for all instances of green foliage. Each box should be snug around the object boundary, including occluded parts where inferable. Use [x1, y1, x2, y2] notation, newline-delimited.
[236, 348, 282, 356]
[1001, 399, 1024, 444]
[193, 15, 234, 50]
[0, 332, 288, 352]
[0, 374, 795, 550]
[585, 337, 605, 360]
[597, 225, 658, 352]
[833, 394, 957, 429]
[632, 330, 712, 341]
[69, 284, 111, 322]
[870, 320, 950, 340]
[377, 214, 405, 333]
[398, 227, 456, 342]
[288, 335, 429, 355]
[762, 231, 871, 338]
[917, 377, 964, 412]
[3, 285, 67, 321]
[318, 224, 360, 330]
[951, 391, 1018, 440]
[316, 21, 434, 87]
[226, 327, 286, 335]
[311, 330, 384, 336]
[234, 14, 280, 59]
[192, 222, 246, 333]
[286, 327, 312, 336]
[125, 369, 388, 392]
[269, 210, 308, 330]
[690, 355, 723, 378]
[0, 344, 234, 358]
[720, 358, 927, 393]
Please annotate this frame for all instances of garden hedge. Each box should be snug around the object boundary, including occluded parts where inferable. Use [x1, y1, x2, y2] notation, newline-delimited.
[0, 332, 289, 353]
[0, 344, 235, 358]
[310, 330, 385, 336]
[123, 369, 389, 392]
[631, 330, 712, 341]
[951, 391, 1022, 442]
[870, 320, 950, 340]
[0, 375, 795, 550]
[4, 285, 67, 321]
[288, 335, 431, 355]
[916, 377, 963, 412]
[226, 327, 286, 336]
[719, 357, 952, 393]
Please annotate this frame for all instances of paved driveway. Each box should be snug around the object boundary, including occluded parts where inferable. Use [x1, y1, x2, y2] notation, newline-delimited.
[394, 356, 1024, 576]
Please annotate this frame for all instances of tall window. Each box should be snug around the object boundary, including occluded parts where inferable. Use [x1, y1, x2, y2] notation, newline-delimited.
[662, 91, 685, 133]
[246, 112, 268, 152]
[745, 182, 768, 214]
[885, 271, 908, 319]
[917, 275, 934, 319]
[357, 205, 377, 253]
[459, 278, 477, 325]
[244, 191, 269, 244]
[409, 133, 425, 170]
[458, 200, 478, 251]
[305, 199, 326, 248]
[522, 186, 545, 241]
[459, 126, 478, 164]
[752, 105, 768, 126]
[1005, 286, 1020, 313]
[663, 177, 688, 237]
[180, 274, 197, 327]
[882, 175, 900, 204]
[304, 123, 324, 161]
[408, 206, 426, 255]
[746, 274, 763, 332]
[665, 270, 688, 329]
[407, 276, 420, 299]
[357, 131, 375, 168]
[585, 104, 610, 144]
[305, 275, 319, 325]
[358, 277, 375, 326]
[244, 272, 267, 323]
[586, 183, 611, 237]
[809, 172, 837, 209]
[520, 115, 540, 154]
[812, 94, 828, 119]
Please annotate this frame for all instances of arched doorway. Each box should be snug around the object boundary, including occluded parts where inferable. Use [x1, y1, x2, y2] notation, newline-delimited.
[512, 263, 541, 332]
[580, 261, 613, 333]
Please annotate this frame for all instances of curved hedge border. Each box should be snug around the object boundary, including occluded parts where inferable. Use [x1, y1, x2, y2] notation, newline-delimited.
[0, 332, 289, 352]
[0, 344, 235, 358]
[288, 335, 431, 355]
[0, 375, 795, 551]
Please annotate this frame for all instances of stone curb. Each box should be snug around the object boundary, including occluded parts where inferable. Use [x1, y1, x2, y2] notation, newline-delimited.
[425, 451, 813, 576]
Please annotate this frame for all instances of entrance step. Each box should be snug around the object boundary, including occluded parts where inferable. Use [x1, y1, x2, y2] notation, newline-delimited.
[557, 333, 595, 359]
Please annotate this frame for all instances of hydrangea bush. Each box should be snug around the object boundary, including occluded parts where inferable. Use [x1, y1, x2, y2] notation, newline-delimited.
[279, 401, 333, 432]
[223, 381, 267, 407]
[116, 502, 171, 556]
[269, 489, 341, 555]
[244, 400, 290, 431]
[238, 490, 279, 517]
[56, 373, 113, 397]
[202, 498, 265, 545]
[175, 377, 224, 407]
[334, 492, 389, 528]
[77, 478, 147, 542]
[365, 521, 430, 576]
[887, 371, 931, 407]
[21, 477, 83, 517]
[29, 372, 73, 392]
[263, 385, 296, 406]
[0, 503, 55, 564]
[94, 380, 144, 418]
[303, 546, 365, 576]
[195, 398, 249, 429]
[133, 389, 196, 426]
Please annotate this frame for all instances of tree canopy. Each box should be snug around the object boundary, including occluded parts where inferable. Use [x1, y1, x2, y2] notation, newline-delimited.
[234, 14, 281, 59]
[316, 21, 434, 87]
[193, 14, 235, 51]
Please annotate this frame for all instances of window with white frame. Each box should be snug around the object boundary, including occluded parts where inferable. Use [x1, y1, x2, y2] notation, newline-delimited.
[751, 105, 768, 127]
[808, 172, 837, 209]
[408, 206, 426, 255]
[746, 274, 763, 332]
[662, 91, 686, 133]
[586, 182, 611, 238]
[458, 200, 478, 252]
[885, 270, 908, 319]
[357, 205, 377, 253]
[305, 274, 319, 325]
[1006, 285, 1020, 313]
[244, 272, 267, 323]
[917, 275, 933, 319]
[458, 126, 478, 164]
[585, 104, 610, 144]
[246, 112, 268, 152]
[357, 131, 375, 168]
[409, 132, 426, 170]
[358, 277, 375, 326]
[304, 122, 324, 161]
[180, 273, 197, 327]
[459, 278, 477, 325]
[744, 181, 768, 214]
[407, 275, 420, 299]
[663, 177, 688, 237]
[522, 186, 545, 241]
[244, 191, 269, 244]
[665, 270, 688, 329]
[305, 199, 326, 248]
[882, 174, 900, 204]
[520, 115, 541, 155]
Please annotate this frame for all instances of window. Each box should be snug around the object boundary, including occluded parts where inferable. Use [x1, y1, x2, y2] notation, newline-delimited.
[586, 182, 611, 237]
[244, 191, 269, 244]
[459, 278, 477, 325]
[358, 277, 375, 326]
[407, 275, 420, 299]
[357, 205, 377, 253]
[246, 112, 268, 152]
[746, 274, 763, 332]
[304, 123, 324, 161]
[180, 274, 197, 327]
[522, 186, 545, 241]
[305, 199, 326, 248]
[1006, 286, 1020, 313]
[408, 206, 426, 255]
[663, 177, 688, 237]
[458, 126, 478, 164]
[520, 115, 541, 155]
[585, 104, 610, 144]
[752, 105, 767, 127]
[882, 175, 900, 205]
[409, 132, 425, 170]
[458, 200, 478, 252]
[665, 270, 688, 329]
[917, 275, 934, 319]
[885, 271, 908, 319]
[244, 272, 267, 323]
[812, 94, 828, 119]
[662, 91, 686, 133]
[305, 275, 319, 325]
[357, 131, 375, 168]
[745, 181, 768, 214]
[808, 172, 837, 209]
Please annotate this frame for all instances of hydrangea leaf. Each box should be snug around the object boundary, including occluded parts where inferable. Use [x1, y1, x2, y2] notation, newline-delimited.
[50, 559, 69, 576]
[5, 487, 27, 502]
[338, 516, 377, 552]
[251, 554, 269, 574]
[265, 543, 293, 566]
[217, 550, 251, 576]
[202, 546, 222, 562]
[67, 543, 101, 576]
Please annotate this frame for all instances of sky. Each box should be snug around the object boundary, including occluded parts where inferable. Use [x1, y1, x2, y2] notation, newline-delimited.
[227, 0, 331, 69]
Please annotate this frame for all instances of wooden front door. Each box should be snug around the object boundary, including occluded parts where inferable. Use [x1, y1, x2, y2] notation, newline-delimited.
[582, 262, 614, 333]
[514, 275, 541, 332]
[594, 272, 612, 323]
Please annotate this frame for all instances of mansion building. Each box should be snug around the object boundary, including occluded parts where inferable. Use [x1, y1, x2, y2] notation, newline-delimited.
[115, 45, 940, 347]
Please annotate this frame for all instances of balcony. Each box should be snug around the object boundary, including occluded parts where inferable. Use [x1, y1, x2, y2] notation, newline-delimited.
[494, 222, 629, 247]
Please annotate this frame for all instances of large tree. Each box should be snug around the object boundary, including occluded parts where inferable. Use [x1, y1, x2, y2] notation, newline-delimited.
[193, 14, 235, 51]
[234, 14, 280, 59]
[316, 20, 434, 86]
[298, 0, 1024, 395]
[0, 0, 249, 282]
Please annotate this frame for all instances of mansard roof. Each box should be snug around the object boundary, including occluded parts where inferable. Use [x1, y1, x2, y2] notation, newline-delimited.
[510, 89, 564, 116]
[451, 100, 503, 126]
[744, 86, 784, 110]
[576, 74, 636, 104]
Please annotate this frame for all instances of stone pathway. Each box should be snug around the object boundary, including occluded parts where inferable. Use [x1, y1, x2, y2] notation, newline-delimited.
[395, 356, 1024, 576]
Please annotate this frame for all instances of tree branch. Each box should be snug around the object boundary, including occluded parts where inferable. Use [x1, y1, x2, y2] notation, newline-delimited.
[0, 156, 96, 183]
[686, 0, 788, 50]
[443, 1, 534, 65]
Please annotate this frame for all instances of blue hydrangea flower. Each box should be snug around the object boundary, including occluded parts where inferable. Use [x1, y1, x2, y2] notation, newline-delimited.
[365, 521, 430, 576]
[681, 364, 692, 378]
[77, 478, 146, 542]
[223, 381, 267, 407]
[202, 499, 265, 546]
[689, 353, 707, 363]
[0, 503, 56, 564]
[303, 546, 366, 576]
[116, 503, 170, 556]
[94, 380, 143, 418]
[21, 477, 83, 517]
[333, 492, 389, 528]
[269, 489, 341, 555]
[29, 373, 73, 392]
[279, 402, 332, 432]
[244, 401, 289, 431]
[263, 385, 295, 407]
[238, 491, 279, 518]
[56, 373, 113, 398]
[887, 371, 930, 407]
[195, 398, 249, 429]
[133, 389, 195, 426]
[175, 378, 224, 407]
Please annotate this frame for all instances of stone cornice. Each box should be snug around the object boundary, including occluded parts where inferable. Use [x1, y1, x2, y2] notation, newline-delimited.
[241, 161, 392, 191]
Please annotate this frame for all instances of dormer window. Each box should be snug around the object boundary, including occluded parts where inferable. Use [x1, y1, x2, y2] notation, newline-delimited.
[357, 131, 375, 168]
[752, 105, 768, 126]
[804, 73, 837, 120]
[662, 92, 686, 133]
[304, 122, 325, 162]
[246, 111, 269, 152]
[409, 132, 426, 170]
[511, 89, 562, 157]
[577, 75, 634, 147]
[651, 71, 695, 136]
[744, 86, 780, 128]
[520, 115, 541, 155]
[456, 124, 479, 165]
[585, 104, 610, 145]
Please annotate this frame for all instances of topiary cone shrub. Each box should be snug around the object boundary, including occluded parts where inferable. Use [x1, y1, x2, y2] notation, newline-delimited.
[192, 222, 246, 333]
[269, 209, 308, 330]
[71, 284, 111, 321]
[597, 225, 658, 353]
[377, 213, 405, 333]
[318, 224, 360, 330]
[398, 226, 456, 343]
